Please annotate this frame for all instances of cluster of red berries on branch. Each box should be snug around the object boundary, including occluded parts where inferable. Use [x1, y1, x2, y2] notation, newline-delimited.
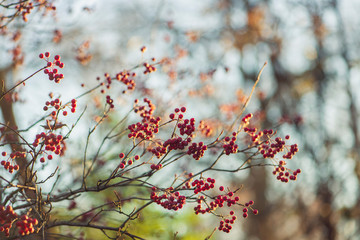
[241, 115, 301, 181]
[150, 163, 163, 170]
[241, 113, 253, 125]
[283, 141, 299, 159]
[16, 215, 38, 236]
[194, 190, 240, 215]
[97, 70, 137, 95]
[176, 116, 195, 138]
[190, 180, 258, 233]
[243, 200, 258, 218]
[134, 98, 156, 122]
[1, 151, 22, 173]
[169, 107, 187, 121]
[148, 142, 167, 158]
[70, 99, 77, 113]
[0, 205, 38, 237]
[128, 99, 160, 140]
[187, 141, 207, 160]
[219, 213, 237, 233]
[148, 106, 208, 160]
[115, 71, 136, 93]
[143, 61, 157, 75]
[150, 187, 186, 211]
[163, 137, 190, 151]
[118, 153, 140, 169]
[217, 201, 258, 233]
[39, 52, 64, 83]
[127, 118, 160, 140]
[192, 177, 215, 194]
[223, 132, 239, 155]
[43, 98, 77, 116]
[106, 95, 114, 109]
[32, 132, 66, 162]
[272, 160, 301, 183]
[198, 120, 213, 137]
[15, 2, 34, 22]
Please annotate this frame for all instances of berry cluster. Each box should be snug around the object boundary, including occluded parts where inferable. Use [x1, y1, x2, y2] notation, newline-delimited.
[244, 127, 272, 145]
[241, 113, 253, 125]
[39, 52, 65, 83]
[169, 107, 186, 121]
[177, 118, 195, 137]
[16, 215, 38, 236]
[43, 98, 76, 116]
[150, 188, 186, 211]
[15, 2, 34, 22]
[243, 200, 258, 218]
[194, 187, 241, 215]
[272, 160, 301, 183]
[70, 99, 77, 113]
[43, 98, 61, 112]
[0, 205, 38, 237]
[106, 95, 114, 109]
[32, 132, 66, 162]
[163, 137, 190, 151]
[1, 151, 21, 173]
[223, 132, 238, 155]
[283, 142, 299, 159]
[259, 136, 288, 159]
[118, 153, 140, 169]
[192, 177, 215, 194]
[150, 163, 162, 170]
[198, 120, 213, 137]
[148, 143, 167, 158]
[127, 119, 160, 140]
[143, 62, 157, 75]
[134, 98, 156, 122]
[0, 205, 17, 236]
[115, 71, 136, 93]
[218, 213, 237, 233]
[187, 141, 207, 160]
[128, 99, 160, 140]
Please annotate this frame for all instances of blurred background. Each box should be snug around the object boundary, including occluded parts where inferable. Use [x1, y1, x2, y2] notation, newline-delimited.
[1, 0, 359, 239]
